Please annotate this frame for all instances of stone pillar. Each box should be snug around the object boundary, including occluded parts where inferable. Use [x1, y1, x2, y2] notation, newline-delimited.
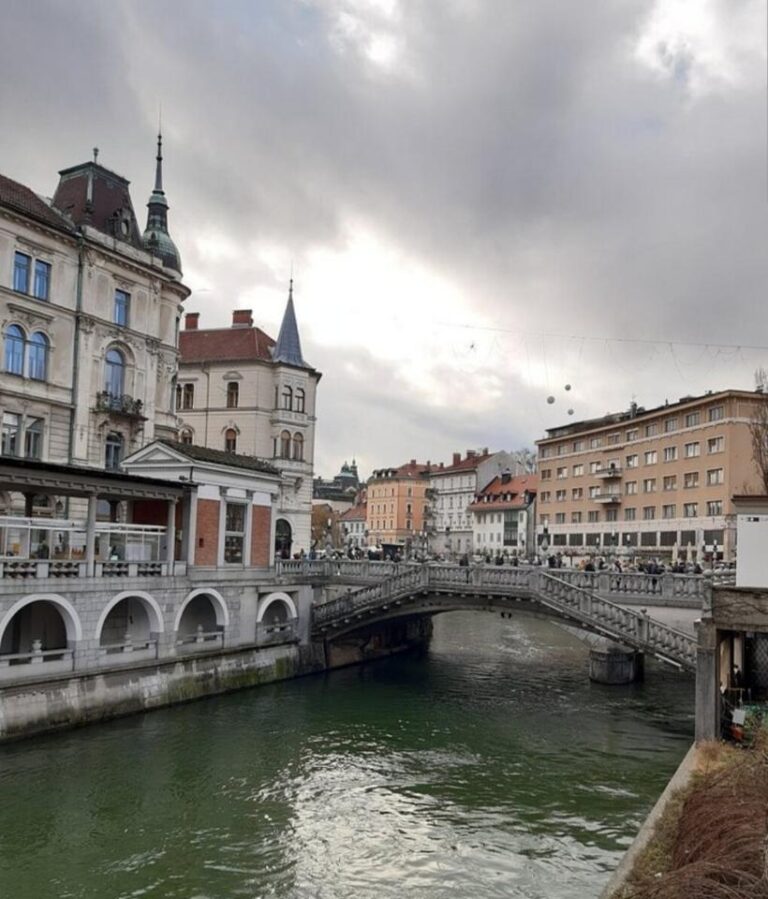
[85, 493, 98, 577]
[166, 499, 177, 566]
[695, 617, 719, 742]
[589, 645, 644, 684]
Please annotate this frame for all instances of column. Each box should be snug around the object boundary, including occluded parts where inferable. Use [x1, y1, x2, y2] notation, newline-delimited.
[85, 493, 97, 576]
[166, 499, 177, 566]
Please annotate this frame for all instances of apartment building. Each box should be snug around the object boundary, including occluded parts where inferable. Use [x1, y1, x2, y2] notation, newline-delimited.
[469, 472, 538, 557]
[535, 390, 765, 562]
[366, 460, 432, 551]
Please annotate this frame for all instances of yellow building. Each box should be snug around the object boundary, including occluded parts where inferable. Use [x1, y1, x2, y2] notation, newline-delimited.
[366, 460, 433, 551]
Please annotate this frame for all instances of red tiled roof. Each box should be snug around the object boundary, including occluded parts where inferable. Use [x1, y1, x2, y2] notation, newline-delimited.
[393, 461, 432, 478]
[341, 504, 366, 521]
[0, 172, 74, 233]
[468, 474, 538, 512]
[179, 327, 276, 364]
[433, 452, 492, 474]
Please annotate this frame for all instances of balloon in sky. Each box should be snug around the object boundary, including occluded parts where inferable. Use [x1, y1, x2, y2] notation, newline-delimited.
[546, 395, 555, 404]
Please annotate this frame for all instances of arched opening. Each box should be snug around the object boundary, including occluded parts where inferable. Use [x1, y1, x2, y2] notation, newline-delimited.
[262, 599, 290, 626]
[226, 382, 239, 408]
[280, 429, 291, 459]
[0, 600, 68, 659]
[295, 387, 305, 413]
[281, 385, 292, 410]
[292, 432, 304, 461]
[104, 347, 125, 400]
[27, 332, 49, 381]
[275, 518, 292, 559]
[4, 324, 25, 375]
[224, 428, 237, 453]
[98, 595, 160, 651]
[176, 594, 223, 644]
[179, 427, 193, 445]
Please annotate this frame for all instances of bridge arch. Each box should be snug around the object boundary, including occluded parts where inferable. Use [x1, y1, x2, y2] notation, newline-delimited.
[0, 594, 82, 654]
[174, 588, 229, 636]
[257, 591, 297, 624]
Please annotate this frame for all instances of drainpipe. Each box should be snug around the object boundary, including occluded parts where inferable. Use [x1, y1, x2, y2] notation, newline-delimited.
[67, 232, 85, 465]
[203, 361, 211, 445]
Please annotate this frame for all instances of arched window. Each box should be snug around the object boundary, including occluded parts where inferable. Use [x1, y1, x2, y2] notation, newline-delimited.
[175, 384, 182, 411]
[280, 430, 291, 458]
[295, 387, 305, 413]
[224, 428, 237, 453]
[179, 428, 193, 445]
[227, 382, 239, 408]
[105, 348, 125, 399]
[292, 432, 304, 461]
[27, 332, 48, 381]
[105, 432, 124, 471]
[4, 325, 24, 375]
[182, 383, 194, 410]
[282, 385, 292, 410]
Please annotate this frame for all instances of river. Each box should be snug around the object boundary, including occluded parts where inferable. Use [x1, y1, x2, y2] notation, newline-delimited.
[0, 611, 693, 899]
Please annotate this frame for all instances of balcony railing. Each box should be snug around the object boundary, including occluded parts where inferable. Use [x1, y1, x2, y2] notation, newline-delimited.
[595, 466, 622, 479]
[593, 492, 622, 503]
[94, 391, 145, 419]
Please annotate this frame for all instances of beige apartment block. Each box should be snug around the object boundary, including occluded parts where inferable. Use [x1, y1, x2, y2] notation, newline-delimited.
[367, 461, 432, 552]
[535, 390, 766, 563]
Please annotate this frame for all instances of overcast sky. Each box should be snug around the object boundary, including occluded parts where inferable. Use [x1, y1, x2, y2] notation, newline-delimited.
[1, 0, 766, 478]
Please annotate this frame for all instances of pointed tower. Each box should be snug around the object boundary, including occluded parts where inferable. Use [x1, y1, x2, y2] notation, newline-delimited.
[272, 279, 308, 367]
[142, 132, 182, 275]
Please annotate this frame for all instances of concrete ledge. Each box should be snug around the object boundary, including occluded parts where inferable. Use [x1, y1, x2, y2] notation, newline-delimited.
[600, 742, 698, 898]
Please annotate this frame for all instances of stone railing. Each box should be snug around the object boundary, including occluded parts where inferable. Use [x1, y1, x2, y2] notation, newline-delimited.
[256, 619, 299, 646]
[0, 560, 186, 581]
[0, 645, 75, 680]
[311, 565, 699, 671]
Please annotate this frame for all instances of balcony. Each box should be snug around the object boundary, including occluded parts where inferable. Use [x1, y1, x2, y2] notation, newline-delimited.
[595, 465, 622, 479]
[594, 491, 622, 504]
[94, 391, 146, 421]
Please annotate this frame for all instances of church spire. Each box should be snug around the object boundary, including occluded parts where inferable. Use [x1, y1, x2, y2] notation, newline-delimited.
[142, 129, 182, 275]
[272, 279, 308, 367]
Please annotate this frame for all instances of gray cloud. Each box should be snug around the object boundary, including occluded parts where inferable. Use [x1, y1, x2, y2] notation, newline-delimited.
[1, 0, 765, 475]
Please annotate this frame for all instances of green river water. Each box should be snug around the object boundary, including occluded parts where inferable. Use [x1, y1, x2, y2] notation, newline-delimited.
[0, 611, 694, 899]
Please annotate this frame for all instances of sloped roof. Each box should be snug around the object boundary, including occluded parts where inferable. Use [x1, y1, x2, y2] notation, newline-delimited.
[272, 288, 307, 367]
[0, 172, 74, 233]
[159, 440, 280, 475]
[179, 327, 276, 364]
[432, 452, 492, 475]
[469, 474, 538, 512]
[341, 504, 367, 521]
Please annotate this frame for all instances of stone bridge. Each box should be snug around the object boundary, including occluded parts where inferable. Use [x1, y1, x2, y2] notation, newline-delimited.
[277, 561, 714, 673]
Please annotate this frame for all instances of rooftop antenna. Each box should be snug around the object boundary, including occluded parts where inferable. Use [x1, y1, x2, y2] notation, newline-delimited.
[92, 147, 99, 164]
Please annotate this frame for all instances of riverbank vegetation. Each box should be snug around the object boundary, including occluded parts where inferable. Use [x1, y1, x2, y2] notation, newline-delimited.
[616, 739, 768, 899]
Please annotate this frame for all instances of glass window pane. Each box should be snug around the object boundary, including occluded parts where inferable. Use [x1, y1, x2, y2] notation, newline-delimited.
[27, 333, 48, 380]
[114, 290, 130, 326]
[13, 252, 30, 293]
[33, 260, 51, 300]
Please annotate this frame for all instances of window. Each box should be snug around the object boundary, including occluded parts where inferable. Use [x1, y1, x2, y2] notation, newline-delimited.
[707, 468, 724, 486]
[663, 446, 677, 462]
[572, 464, 584, 476]
[282, 385, 292, 410]
[182, 383, 194, 410]
[707, 436, 724, 454]
[224, 503, 246, 563]
[662, 504, 676, 519]
[555, 513, 565, 524]
[13, 252, 30, 293]
[179, 428, 193, 445]
[625, 454, 638, 469]
[557, 444, 566, 455]
[539, 514, 550, 527]
[24, 417, 43, 459]
[645, 424, 658, 437]
[227, 382, 239, 408]
[1, 413, 20, 456]
[643, 478, 656, 493]
[589, 437, 601, 448]
[295, 388, 305, 413]
[589, 485, 600, 498]
[571, 512, 582, 523]
[589, 461, 600, 474]
[279, 429, 291, 458]
[683, 502, 698, 517]
[571, 487, 583, 500]
[708, 405, 724, 422]
[684, 442, 700, 458]
[707, 500, 723, 516]
[664, 418, 678, 433]
[624, 508, 636, 521]
[555, 490, 566, 502]
[114, 289, 130, 327]
[626, 429, 639, 442]
[4, 325, 25, 375]
[588, 510, 600, 523]
[607, 432, 621, 445]
[556, 467, 567, 479]
[625, 481, 638, 495]
[105, 432, 124, 471]
[292, 432, 304, 461]
[104, 348, 125, 398]
[663, 475, 677, 491]
[643, 506, 656, 520]
[540, 469, 552, 480]
[540, 491, 551, 502]
[27, 332, 48, 380]
[225, 428, 238, 453]
[683, 472, 699, 489]
[572, 440, 584, 452]
[540, 447, 551, 459]
[33, 260, 51, 300]
[644, 451, 657, 465]
[684, 412, 700, 427]
[605, 509, 618, 522]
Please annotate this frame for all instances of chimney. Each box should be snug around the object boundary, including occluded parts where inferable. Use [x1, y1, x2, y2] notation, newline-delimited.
[466, 450, 476, 459]
[184, 312, 199, 330]
[453, 452, 461, 465]
[410, 459, 416, 466]
[482, 447, 489, 455]
[501, 468, 512, 484]
[232, 309, 253, 328]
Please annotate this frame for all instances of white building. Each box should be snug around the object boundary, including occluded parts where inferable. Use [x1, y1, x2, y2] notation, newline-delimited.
[470, 473, 538, 558]
[176, 285, 320, 557]
[0, 138, 188, 501]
